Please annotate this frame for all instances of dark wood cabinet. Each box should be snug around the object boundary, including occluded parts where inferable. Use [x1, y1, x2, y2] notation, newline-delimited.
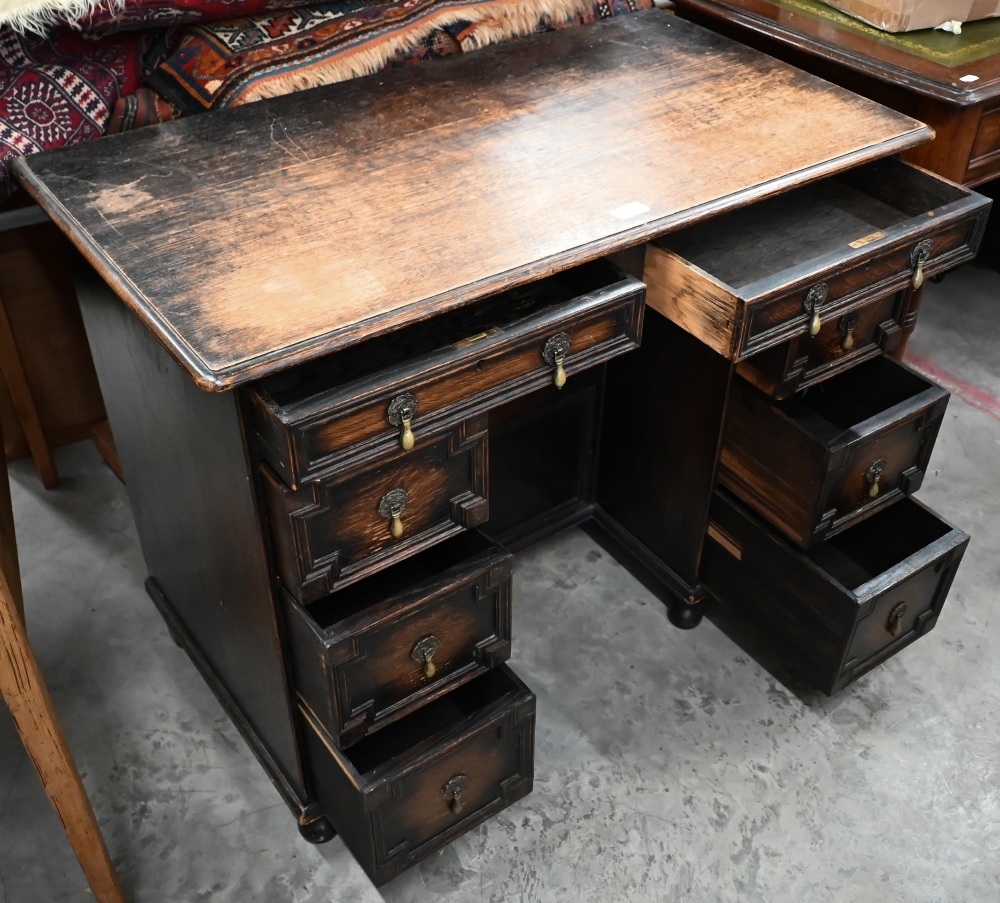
[15, 9, 988, 887]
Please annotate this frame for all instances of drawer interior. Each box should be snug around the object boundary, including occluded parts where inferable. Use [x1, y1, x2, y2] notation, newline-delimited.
[662, 158, 970, 291]
[344, 668, 521, 777]
[258, 259, 631, 408]
[808, 499, 953, 590]
[791, 356, 939, 430]
[302, 531, 499, 629]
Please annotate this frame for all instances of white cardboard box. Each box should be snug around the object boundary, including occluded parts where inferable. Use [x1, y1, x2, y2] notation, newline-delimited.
[822, 0, 1000, 32]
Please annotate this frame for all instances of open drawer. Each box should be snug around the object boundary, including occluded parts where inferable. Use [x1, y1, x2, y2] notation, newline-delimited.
[262, 416, 489, 602]
[283, 532, 512, 748]
[247, 260, 644, 488]
[644, 158, 990, 388]
[720, 356, 950, 548]
[702, 491, 968, 695]
[301, 665, 534, 886]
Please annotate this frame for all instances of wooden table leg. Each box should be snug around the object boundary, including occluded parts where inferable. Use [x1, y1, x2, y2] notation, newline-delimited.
[0, 288, 59, 489]
[0, 423, 125, 902]
[0, 444, 22, 623]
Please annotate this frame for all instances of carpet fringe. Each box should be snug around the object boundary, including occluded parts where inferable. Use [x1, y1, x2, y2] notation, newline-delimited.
[239, 0, 594, 104]
[0, 0, 119, 34]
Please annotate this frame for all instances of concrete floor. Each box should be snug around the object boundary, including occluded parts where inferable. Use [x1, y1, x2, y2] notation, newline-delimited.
[1, 262, 998, 903]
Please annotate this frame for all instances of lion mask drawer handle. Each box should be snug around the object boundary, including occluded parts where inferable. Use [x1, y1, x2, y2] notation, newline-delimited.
[410, 635, 441, 680]
[442, 774, 470, 817]
[387, 393, 418, 451]
[377, 488, 409, 539]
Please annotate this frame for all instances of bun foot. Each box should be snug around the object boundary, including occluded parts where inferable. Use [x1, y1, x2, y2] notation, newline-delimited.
[667, 601, 703, 630]
[298, 816, 336, 845]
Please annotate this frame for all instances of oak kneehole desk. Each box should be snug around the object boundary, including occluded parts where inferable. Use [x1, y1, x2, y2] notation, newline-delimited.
[14, 11, 989, 885]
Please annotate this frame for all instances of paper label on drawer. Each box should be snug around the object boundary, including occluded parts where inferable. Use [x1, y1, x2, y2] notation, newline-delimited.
[610, 201, 651, 220]
[849, 231, 886, 249]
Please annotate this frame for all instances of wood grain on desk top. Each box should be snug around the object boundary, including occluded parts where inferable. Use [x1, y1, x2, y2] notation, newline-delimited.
[14, 11, 929, 391]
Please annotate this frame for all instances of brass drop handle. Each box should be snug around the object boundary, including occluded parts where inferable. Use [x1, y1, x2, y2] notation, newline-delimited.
[910, 239, 933, 290]
[387, 393, 418, 452]
[804, 283, 828, 338]
[442, 774, 469, 817]
[400, 415, 414, 451]
[839, 312, 859, 352]
[887, 601, 907, 638]
[542, 333, 571, 390]
[377, 488, 408, 540]
[411, 635, 441, 680]
[865, 458, 887, 499]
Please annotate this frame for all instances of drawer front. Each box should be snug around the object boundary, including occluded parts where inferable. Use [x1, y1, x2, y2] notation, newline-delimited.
[374, 697, 532, 868]
[249, 262, 644, 487]
[702, 492, 968, 695]
[263, 417, 489, 602]
[643, 158, 990, 362]
[737, 289, 908, 399]
[741, 219, 979, 357]
[302, 666, 535, 886]
[285, 535, 513, 747]
[720, 358, 950, 547]
[842, 554, 964, 688]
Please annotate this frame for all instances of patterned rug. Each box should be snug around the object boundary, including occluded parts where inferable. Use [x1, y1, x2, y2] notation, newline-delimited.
[0, 25, 151, 202]
[149, 0, 649, 112]
[2, 0, 314, 35]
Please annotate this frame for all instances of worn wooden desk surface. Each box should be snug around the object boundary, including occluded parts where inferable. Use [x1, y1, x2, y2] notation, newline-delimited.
[14, 11, 927, 391]
[673, 0, 1000, 186]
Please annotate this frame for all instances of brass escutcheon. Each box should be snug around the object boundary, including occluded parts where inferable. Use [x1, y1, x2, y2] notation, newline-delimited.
[542, 333, 571, 389]
[387, 393, 418, 451]
[442, 774, 470, 817]
[411, 635, 441, 680]
[887, 601, 908, 638]
[910, 239, 933, 290]
[377, 488, 408, 539]
[866, 458, 887, 499]
[804, 283, 828, 337]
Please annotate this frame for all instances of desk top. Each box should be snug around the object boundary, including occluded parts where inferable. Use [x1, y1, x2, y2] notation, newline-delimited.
[15, 11, 928, 390]
[674, 0, 1000, 105]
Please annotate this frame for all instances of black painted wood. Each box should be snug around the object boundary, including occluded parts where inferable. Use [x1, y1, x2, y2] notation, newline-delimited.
[284, 532, 512, 748]
[75, 268, 310, 820]
[301, 666, 535, 886]
[702, 490, 969, 694]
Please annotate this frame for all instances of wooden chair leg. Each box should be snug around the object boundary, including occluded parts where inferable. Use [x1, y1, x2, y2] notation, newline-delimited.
[0, 449, 22, 623]
[0, 567, 126, 903]
[0, 415, 125, 902]
[0, 289, 59, 489]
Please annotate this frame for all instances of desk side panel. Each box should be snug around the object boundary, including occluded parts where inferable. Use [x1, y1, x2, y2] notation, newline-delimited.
[75, 268, 307, 810]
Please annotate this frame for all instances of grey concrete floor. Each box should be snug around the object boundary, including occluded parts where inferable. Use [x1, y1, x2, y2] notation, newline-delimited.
[1, 262, 999, 903]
